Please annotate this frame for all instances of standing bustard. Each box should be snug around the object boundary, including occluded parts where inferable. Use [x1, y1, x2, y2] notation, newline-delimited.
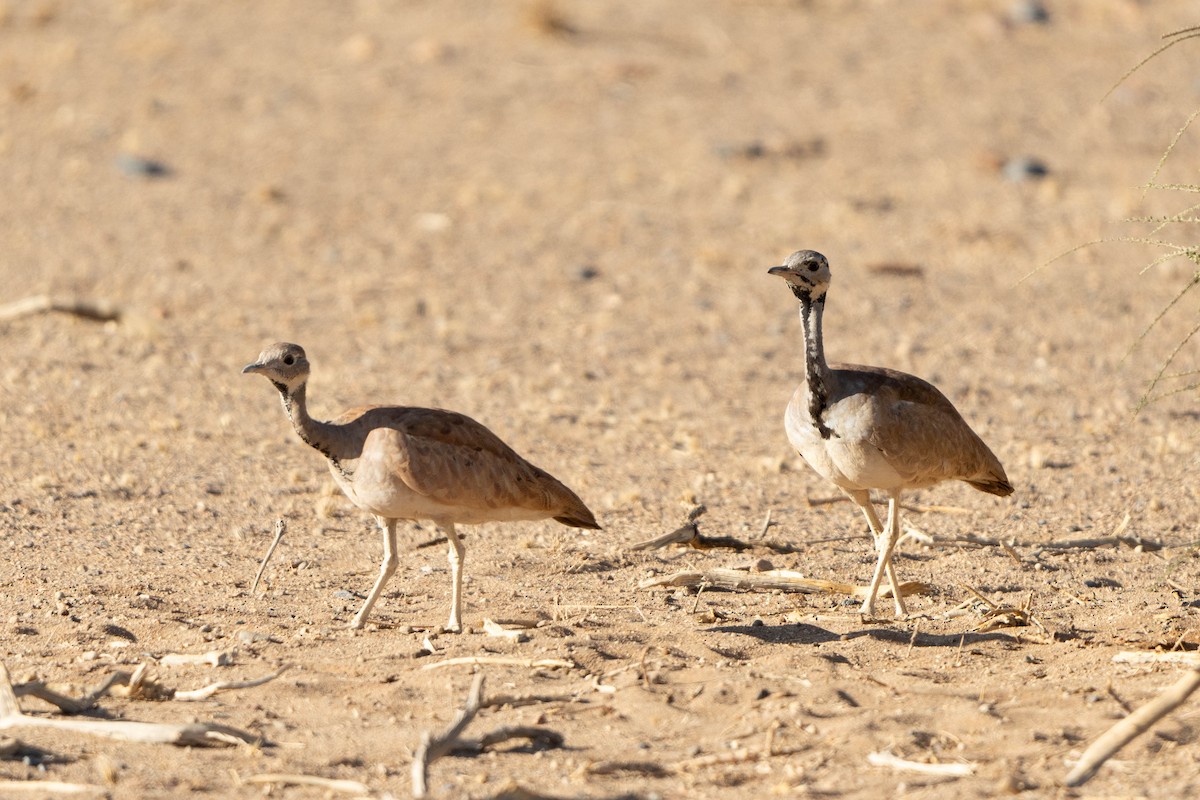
[243, 342, 600, 632]
[768, 251, 1012, 617]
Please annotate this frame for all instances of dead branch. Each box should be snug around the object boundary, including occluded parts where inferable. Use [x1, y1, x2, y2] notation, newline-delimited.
[251, 519, 287, 592]
[758, 509, 775, 538]
[412, 674, 485, 798]
[1064, 666, 1200, 787]
[638, 567, 930, 599]
[173, 665, 290, 701]
[244, 773, 368, 795]
[0, 295, 121, 323]
[13, 681, 102, 715]
[0, 663, 257, 747]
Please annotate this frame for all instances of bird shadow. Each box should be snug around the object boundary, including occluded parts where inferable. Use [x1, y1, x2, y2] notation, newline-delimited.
[843, 627, 1026, 647]
[704, 623, 842, 645]
[706, 622, 1026, 648]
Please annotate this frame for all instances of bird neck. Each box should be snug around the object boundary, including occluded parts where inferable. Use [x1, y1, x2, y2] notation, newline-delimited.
[277, 381, 343, 467]
[798, 293, 834, 438]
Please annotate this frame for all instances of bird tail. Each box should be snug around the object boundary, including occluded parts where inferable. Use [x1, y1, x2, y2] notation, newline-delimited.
[555, 511, 602, 530]
[967, 478, 1014, 497]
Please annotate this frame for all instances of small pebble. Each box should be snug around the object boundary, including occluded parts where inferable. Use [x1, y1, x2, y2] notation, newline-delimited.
[116, 153, 170, 178]
[1009, 0, 1049, 25]
[1002, 156, 1049, 182]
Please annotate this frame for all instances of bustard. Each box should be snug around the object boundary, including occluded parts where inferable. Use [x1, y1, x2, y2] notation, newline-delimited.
[768, 250, 1012, 617]
[243, 342, 600, 632]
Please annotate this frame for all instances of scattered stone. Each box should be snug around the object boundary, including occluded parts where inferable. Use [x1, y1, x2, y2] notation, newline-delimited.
[116, 153, 170, 178]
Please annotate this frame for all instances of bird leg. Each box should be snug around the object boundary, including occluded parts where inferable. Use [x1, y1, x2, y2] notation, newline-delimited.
[849, 492, 905, 617]
[860, 491, 907, 617]
[443, 523, 466, 633]
[351, 518, 399, 629]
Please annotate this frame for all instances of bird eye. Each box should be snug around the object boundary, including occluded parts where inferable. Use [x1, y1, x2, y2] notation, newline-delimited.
[283, 354, 295, 366]
[807, 262, 820, 272]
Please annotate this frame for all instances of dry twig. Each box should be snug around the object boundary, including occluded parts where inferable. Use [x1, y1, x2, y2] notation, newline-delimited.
[1113, 651, 1200, 666]
[0, 663, 257, 746]
[420, 657, 574, 672]
[482, 618, 529, 643]
[0, 781, 107, 796]
[160, 650, 234, 668]
[867, 750, 975, 777]
[640, 567, 929, 599]
[244, 773, 368, 795]
[412, 674, 485, 798]
[1064, 666, 1200, 787]
[251, 519, 287, 593]
[0, 295, 121, 323]
[173, 665, 290, 702]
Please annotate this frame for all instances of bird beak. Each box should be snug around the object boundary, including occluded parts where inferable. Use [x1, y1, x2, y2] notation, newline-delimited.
[242, 362, 264, 375]
[768, 265, 798, 278]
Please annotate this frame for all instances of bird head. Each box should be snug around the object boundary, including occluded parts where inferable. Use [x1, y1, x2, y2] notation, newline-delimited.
[767, 250, 831, 301]
[242, 342, 311, 394]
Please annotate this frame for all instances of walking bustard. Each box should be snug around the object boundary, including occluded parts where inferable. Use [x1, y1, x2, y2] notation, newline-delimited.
[768, 250, 1012, 617]
[243, 342, 600, 632]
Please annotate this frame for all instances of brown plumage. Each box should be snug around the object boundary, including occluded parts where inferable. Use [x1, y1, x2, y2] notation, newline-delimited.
[243, 342, 599, 632]
[769, 250, 1012, 617]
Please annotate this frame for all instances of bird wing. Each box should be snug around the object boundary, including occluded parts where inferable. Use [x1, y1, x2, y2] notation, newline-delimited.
[832, 365, 1010, 491]
[338, 405, 591, 519]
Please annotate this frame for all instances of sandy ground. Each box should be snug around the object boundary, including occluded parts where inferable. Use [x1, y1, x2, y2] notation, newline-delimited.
[2, 1, 1200, 797]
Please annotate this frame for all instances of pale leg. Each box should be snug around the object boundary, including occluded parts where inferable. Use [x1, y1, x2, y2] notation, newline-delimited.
[849, 490, 905, 616]
[860, 490, 906, 617]
[443, 523, 466, 633]
[351, 517, 398, 629]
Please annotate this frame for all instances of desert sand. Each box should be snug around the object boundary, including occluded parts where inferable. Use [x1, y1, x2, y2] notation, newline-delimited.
[1, 1, 1199, 797]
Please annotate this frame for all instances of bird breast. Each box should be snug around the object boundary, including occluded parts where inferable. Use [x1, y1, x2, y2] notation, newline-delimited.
[785, 384, 911, 492]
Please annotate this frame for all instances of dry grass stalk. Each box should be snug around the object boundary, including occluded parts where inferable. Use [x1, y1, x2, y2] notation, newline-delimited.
[0, 663, 257, 746]
[420, 656, 575, 672]
[482, 692, 578, 710]
[412, 674, 485, 798]
[639, 567, 930, 600]
[757, 509, 775, 538]
[251, 519, 287, 592]
[1113, 651, 1200, 666]
[0, 781, 107, 796]
[243, 773, 368, 795]
[867, 750, 975, 777]
[1064, 666, 1200, 787]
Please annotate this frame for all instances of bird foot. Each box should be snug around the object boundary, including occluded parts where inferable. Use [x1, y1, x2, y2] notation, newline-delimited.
[442, 620, 462, 634]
